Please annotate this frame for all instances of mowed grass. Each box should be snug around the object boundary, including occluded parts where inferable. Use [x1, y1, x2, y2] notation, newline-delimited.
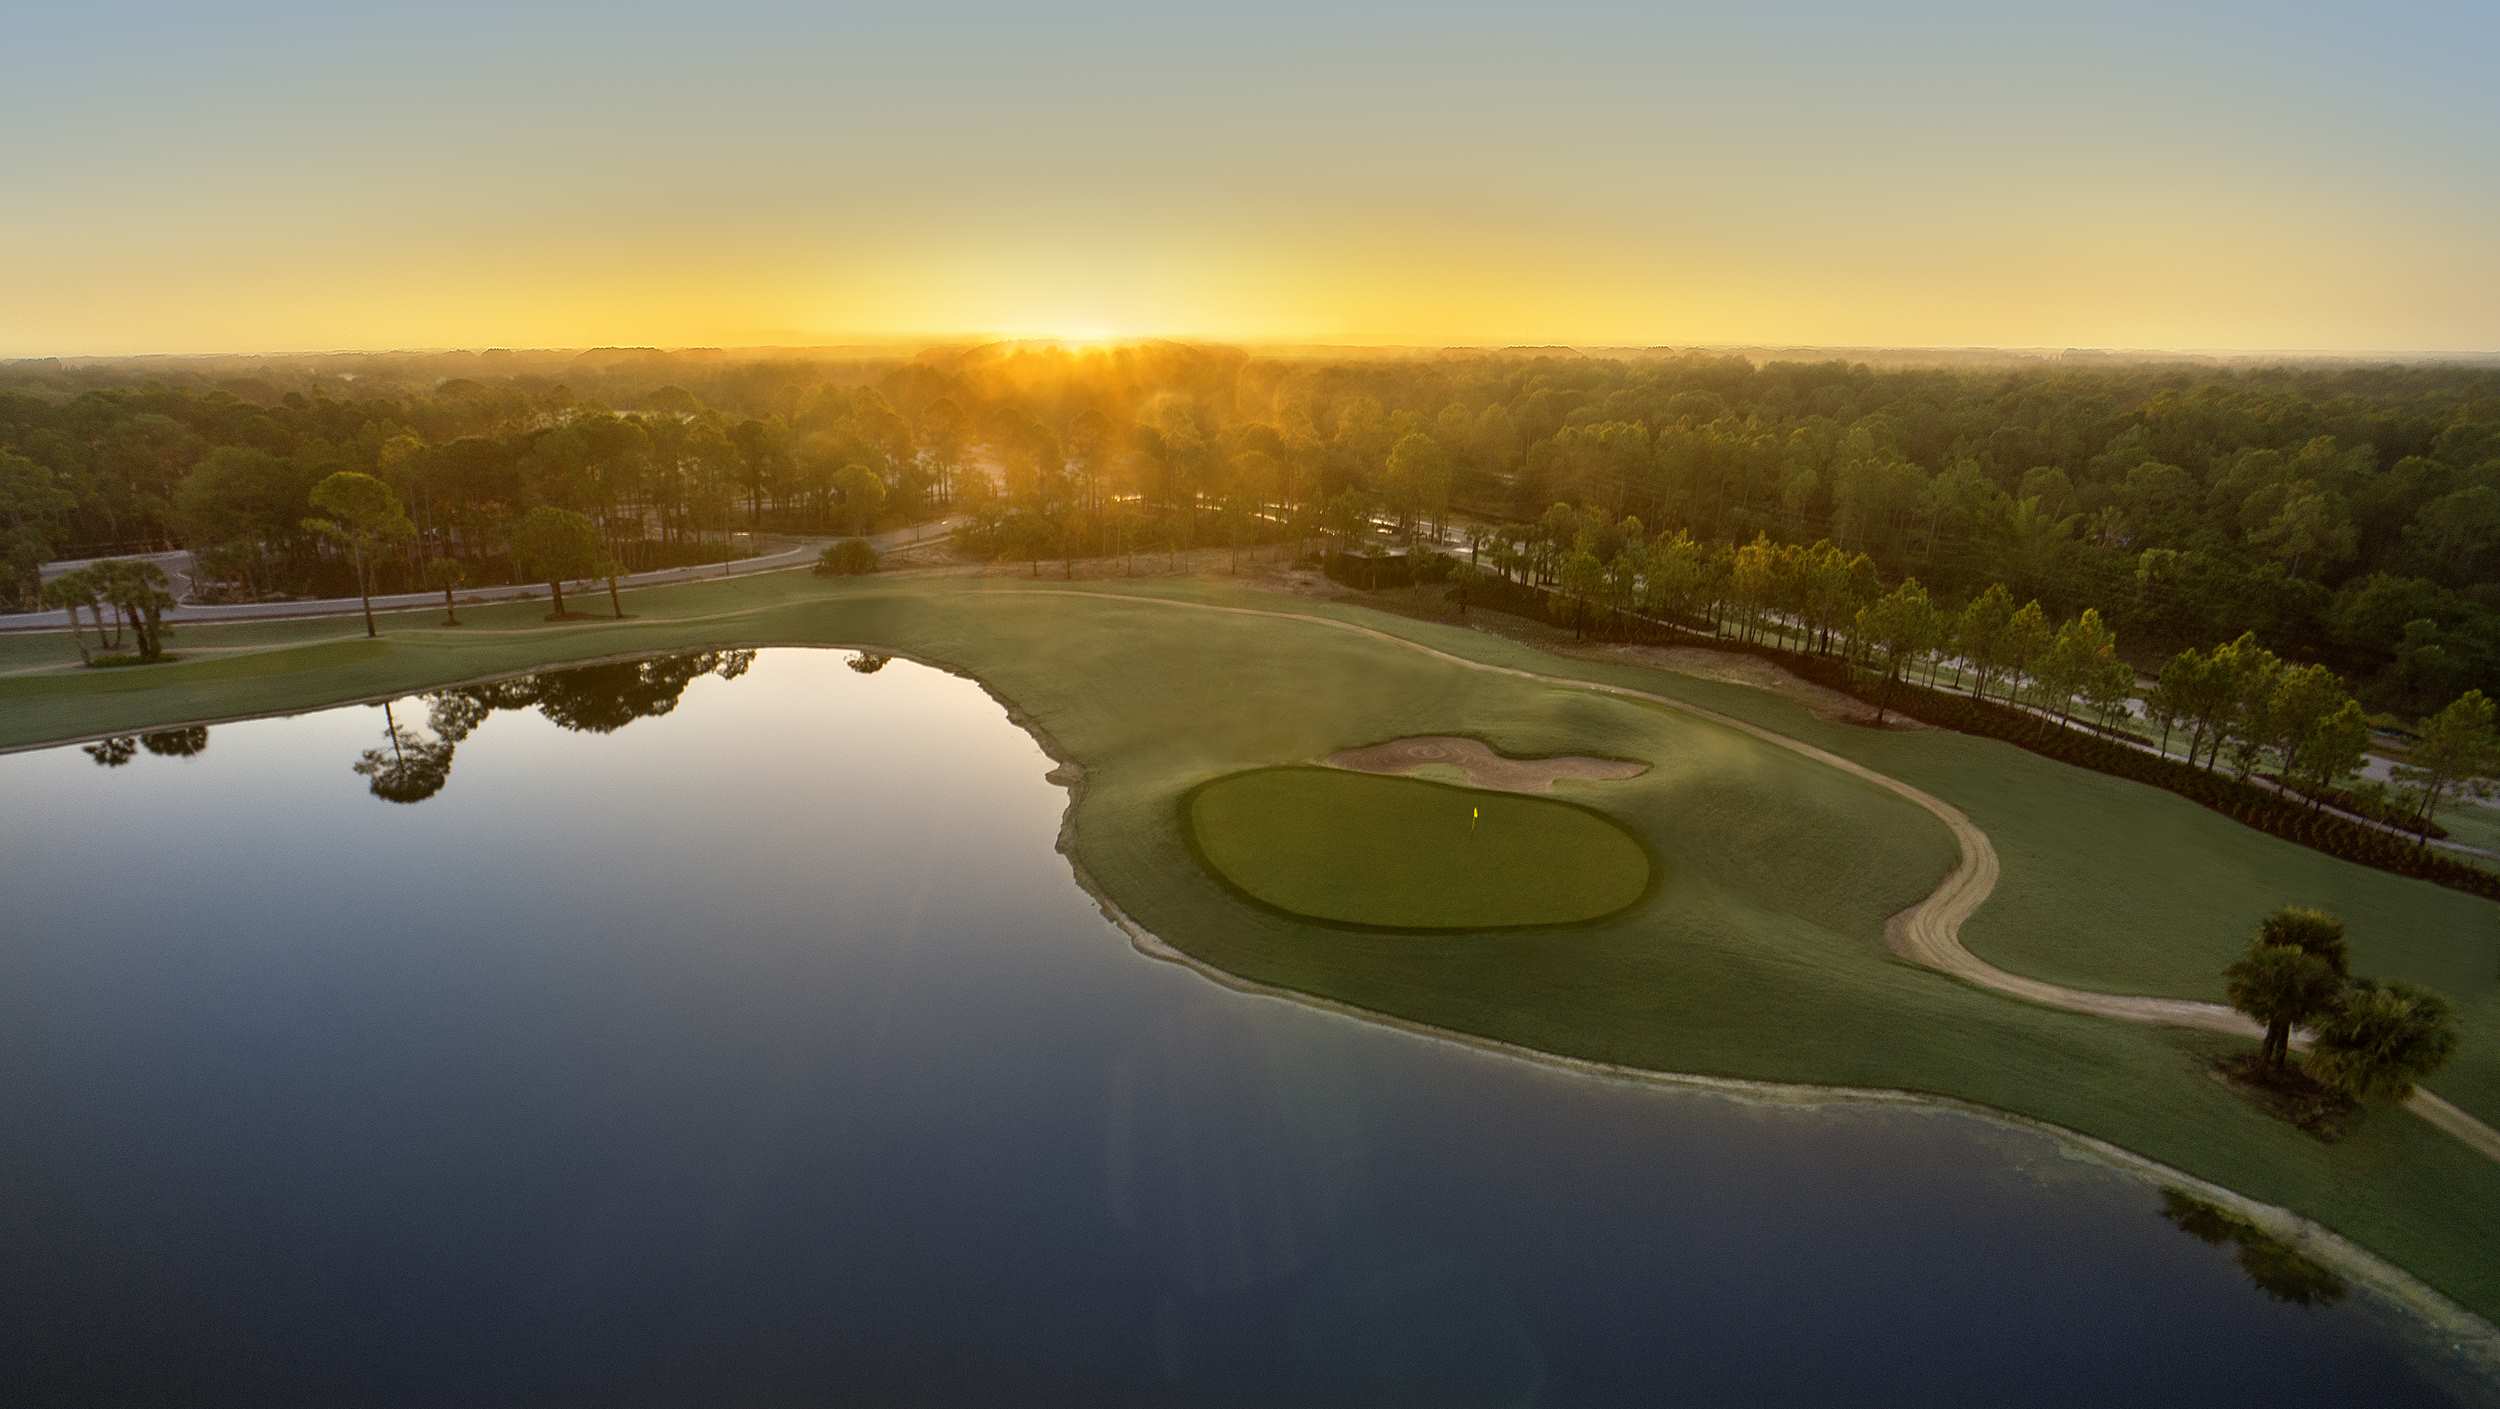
[4, 568, 2500, 1323]
[1188, 767, 1652, 928]
[2436, 800, 2500, 857]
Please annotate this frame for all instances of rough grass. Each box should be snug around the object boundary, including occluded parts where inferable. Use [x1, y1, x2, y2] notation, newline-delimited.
[4, 568, 2499, 1325]
[1187, 767, 1652, 929]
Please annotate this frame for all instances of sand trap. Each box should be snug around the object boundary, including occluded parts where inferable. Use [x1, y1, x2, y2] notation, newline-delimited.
[1002, 588, 2499, 1171]
[1325, 735, 1647, 794]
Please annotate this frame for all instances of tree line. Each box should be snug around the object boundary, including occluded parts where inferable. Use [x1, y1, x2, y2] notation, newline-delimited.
[5, 344, 2496, 711]
[1459, 502, 2499, 853]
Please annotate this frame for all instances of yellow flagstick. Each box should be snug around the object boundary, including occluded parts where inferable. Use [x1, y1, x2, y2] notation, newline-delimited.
[1470, 805, 1479, 834]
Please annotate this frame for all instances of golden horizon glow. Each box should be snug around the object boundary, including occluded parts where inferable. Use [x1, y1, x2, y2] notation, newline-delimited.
[4, 4, 2496, 359]
[992, 325, 1123, 348]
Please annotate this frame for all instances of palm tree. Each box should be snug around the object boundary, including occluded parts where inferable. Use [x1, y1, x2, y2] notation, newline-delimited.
[2224, 906, 2352, 1071]
[2223, 942, 2344, 1070]
[90, 559, 176, 660]
[39, 570, 98, 665]
[2307, 981, 2459, 1102]
[2254, 906, 2350, 975]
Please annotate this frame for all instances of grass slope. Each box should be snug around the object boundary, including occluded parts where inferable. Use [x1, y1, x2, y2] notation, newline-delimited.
[1187, 766, 1652, 929]
[4, 569, 2498, 1323]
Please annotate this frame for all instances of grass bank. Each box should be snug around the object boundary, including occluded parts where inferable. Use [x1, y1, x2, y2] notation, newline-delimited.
[4, 568, 2499, 1326]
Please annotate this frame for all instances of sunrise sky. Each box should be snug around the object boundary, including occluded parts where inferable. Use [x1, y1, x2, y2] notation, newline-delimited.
[6, 1, 2495, 357]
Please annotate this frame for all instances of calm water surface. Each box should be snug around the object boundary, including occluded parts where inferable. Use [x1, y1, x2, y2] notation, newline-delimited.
[2, 650, 2492, 1406]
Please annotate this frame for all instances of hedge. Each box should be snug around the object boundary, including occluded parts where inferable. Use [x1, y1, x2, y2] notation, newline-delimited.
[1447, 578, 2500, 902]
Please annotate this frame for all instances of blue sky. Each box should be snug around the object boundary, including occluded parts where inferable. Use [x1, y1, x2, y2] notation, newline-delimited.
[4, 1, 2494, 354]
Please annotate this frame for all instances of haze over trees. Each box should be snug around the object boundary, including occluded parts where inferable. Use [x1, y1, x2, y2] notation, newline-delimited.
[4, 342, 2497, 715]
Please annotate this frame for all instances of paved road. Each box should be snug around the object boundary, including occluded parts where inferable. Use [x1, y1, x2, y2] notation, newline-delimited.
[1, 520, 961, 631]
[38, 548, 197, 601]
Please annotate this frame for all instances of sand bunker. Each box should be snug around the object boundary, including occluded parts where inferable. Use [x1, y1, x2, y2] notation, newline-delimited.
[1324, 736, 1647, 794]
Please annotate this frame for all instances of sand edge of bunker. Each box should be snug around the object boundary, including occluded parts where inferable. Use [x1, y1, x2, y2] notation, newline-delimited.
[1324, 733, 1650, 794]
[1181, 765, 1659, 932]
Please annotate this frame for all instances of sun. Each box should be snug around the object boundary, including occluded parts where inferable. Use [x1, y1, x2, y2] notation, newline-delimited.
[988, 320, 1125, 349]
[1033, 324, 1122, 351]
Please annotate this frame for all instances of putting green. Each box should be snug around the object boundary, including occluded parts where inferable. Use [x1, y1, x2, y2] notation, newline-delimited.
[1185, 766, 1653, 929]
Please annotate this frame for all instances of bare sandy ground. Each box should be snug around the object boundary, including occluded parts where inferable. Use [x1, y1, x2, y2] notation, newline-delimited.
[1325, 735, 1647, 793]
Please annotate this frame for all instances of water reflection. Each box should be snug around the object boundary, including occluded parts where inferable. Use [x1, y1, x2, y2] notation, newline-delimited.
[354, 702, 455, 804]
[2161, 1189, 2351, 1308]
[1, 649, 2487, 1404]
[79, 727, 211, 768]
[349, 649, 757, 804]
[143, 726, 209, 757]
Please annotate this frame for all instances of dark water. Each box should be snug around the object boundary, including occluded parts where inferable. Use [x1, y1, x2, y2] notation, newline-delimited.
[2, 649, 2491, 1406]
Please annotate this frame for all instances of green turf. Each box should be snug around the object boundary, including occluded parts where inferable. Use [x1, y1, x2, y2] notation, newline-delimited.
[3, 567, 2499, 1324]
[2436, 800, 2500, 856]
[1187, 767, 1652, 929]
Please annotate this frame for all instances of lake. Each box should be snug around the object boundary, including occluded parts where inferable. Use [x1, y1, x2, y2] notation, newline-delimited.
[2, 648, 2490, 1405]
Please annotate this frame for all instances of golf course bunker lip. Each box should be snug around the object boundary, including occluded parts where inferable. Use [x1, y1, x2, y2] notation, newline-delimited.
[1183, 765, 1656, 931]
[1324, 735, 1649, 795]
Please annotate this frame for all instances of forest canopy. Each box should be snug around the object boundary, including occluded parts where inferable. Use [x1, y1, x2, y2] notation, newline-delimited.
[3, 343, 2495, 711]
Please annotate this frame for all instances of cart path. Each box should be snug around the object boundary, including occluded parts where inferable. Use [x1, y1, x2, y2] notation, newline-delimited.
[982, 587, 2500, 1165]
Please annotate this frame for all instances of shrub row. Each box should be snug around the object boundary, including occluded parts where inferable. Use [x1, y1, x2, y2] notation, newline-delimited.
[2258, 773, 2449, 841]
[1446, 581, 2500, 902]
[1782, 643, 2499, 901]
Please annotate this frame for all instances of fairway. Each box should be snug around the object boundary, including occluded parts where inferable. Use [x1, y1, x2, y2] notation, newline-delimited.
[1187, 766, 1652, 929]
[7, 572, 2500, 1325]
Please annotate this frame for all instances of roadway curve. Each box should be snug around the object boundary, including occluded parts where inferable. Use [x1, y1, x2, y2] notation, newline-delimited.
[987, 587, 2500, 1165]
[0, 520, 963, 632]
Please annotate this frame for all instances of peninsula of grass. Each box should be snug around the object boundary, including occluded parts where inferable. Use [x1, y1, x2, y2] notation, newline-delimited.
[1186, 767, 1652, 929]
[4, 566, 2500, 1329]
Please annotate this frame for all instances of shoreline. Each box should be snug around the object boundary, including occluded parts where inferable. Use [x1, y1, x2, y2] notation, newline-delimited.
[959, 644, 2500, 1372]
[9, 615, 2500, 1363]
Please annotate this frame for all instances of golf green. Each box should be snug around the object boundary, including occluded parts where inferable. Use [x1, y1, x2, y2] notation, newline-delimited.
[1185, 766, 1654, 929]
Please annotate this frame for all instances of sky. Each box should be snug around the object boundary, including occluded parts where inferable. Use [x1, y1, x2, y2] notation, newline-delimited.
[4, 1, 2495, 357]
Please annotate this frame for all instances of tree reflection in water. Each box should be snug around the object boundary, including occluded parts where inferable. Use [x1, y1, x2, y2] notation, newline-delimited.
[141, 727, 210, 758]
[352, 650, 757, 804]
[2159, 1188, 2349, 1308]
[82, 727, 211, 768]
[354, 701, 455, 804]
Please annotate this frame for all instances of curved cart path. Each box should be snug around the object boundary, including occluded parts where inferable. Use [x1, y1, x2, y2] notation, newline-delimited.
[988, 587, 2500, 1165]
